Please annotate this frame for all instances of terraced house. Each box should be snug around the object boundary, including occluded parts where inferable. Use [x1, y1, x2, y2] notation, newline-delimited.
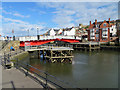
[87, 18, 117, 42]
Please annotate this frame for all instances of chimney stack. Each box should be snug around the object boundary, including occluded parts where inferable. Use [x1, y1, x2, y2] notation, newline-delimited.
[109, 18, 110, 23]
[95, 19, 97, 25]
[90, 21, 91, 25]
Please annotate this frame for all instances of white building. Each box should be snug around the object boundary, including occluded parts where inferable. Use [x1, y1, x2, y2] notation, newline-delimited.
[110, 25, 117, 37]
[46, 28, 56, 36]
[63, 27, 76, 36]
[57, 29, 63, 35]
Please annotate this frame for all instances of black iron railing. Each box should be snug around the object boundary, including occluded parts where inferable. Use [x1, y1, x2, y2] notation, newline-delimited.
[0, 50, 76, 89]
[15, 59, 75, 89]
[0, 49, 23, 67]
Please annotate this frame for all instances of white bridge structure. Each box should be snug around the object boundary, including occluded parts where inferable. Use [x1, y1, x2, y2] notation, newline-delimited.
[1, 35, 85, 41]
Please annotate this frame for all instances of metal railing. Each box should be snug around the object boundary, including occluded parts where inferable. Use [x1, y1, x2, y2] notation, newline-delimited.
[0, 49, 24, 67]
[0, 51, 76, 89]
[15, 60, 75, 89]
[0, 48, 89, 89]
[25, 44, 73, 51]
[18, 35, 82, 41]
[0, 40, 10, 51]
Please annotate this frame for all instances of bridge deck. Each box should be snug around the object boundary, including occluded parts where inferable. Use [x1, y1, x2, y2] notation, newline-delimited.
[71, 42, 100, 45]
[27, 47, 73, 52]
[46, 47, 73, 51]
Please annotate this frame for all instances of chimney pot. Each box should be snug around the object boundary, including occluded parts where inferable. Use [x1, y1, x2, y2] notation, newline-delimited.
[95, 19, 97, 25]
[90, 21, 91, 25]
[109, 18, 110, 23]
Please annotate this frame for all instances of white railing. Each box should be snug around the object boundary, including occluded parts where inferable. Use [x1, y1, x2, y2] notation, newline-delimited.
[0, 35, 82, 41]
[18, 35, 82, 41]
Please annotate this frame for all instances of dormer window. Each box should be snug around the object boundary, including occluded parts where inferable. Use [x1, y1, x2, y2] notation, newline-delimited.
[103, 23, 106, 26]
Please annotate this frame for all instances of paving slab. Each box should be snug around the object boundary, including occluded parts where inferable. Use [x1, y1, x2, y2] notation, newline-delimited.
[1, 67, 43, 88]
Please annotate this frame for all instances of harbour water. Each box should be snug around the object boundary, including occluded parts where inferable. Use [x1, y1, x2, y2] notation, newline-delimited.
[21, 50, 119, 88]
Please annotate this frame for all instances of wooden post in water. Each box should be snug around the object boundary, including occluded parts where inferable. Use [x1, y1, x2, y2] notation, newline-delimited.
[50, 50, 53, 63]
[38, 50, 40, 59]
[43, 50, 45, 60]
[89, 42, 91, 52]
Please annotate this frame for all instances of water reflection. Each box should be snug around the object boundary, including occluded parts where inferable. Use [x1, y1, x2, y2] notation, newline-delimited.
[28, 57, 72, 76]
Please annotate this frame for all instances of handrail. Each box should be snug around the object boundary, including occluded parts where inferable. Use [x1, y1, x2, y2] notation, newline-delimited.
[0, 49, 24, 67]
[0, 40, 10, 51]
[17, 62, 64, 89]
[0, 49, 76, 89]
[15, 60, 75, 88]
[25, 44, 73, 51]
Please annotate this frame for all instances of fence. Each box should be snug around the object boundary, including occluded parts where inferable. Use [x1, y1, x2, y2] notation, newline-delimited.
[0, 40, 10, 50]
[0, 49, 77, 89]
[25, 43, 73, 51]
[18, 36, 82, 41]
[15, 60, 76, 89]
[0, 49, 24, 67]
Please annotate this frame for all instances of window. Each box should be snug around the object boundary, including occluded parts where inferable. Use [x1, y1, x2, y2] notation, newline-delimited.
[90, 29, 93, 31]
[96, 29, 99, 33]
[96, 34, 99, 37]
[102, 28, 107, 31]
[103, 23, 106, 26]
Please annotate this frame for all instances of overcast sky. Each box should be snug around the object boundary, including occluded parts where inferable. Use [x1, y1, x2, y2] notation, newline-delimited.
[0, 2, 119, 37]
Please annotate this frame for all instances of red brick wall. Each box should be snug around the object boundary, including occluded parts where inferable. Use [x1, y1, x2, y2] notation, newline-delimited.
[108, 28, 110, 41]
[88, 20, 111, 42]
[100, 21, 109, 28]
[87, 30, 90, 41]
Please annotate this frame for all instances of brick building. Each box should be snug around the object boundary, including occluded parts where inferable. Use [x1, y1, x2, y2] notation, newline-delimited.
[116, 19, 120, 45]
[87, 18, 117, 42]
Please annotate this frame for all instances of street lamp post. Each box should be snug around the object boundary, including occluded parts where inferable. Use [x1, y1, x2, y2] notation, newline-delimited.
[12, 29, 15, 41]
[37, 27, 39, 40]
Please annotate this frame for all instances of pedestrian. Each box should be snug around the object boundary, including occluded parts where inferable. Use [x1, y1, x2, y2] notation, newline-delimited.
[10, 46, 15, 51]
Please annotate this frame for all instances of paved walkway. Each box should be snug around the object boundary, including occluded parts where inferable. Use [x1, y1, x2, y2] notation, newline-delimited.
[1, 67, 43, 88]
